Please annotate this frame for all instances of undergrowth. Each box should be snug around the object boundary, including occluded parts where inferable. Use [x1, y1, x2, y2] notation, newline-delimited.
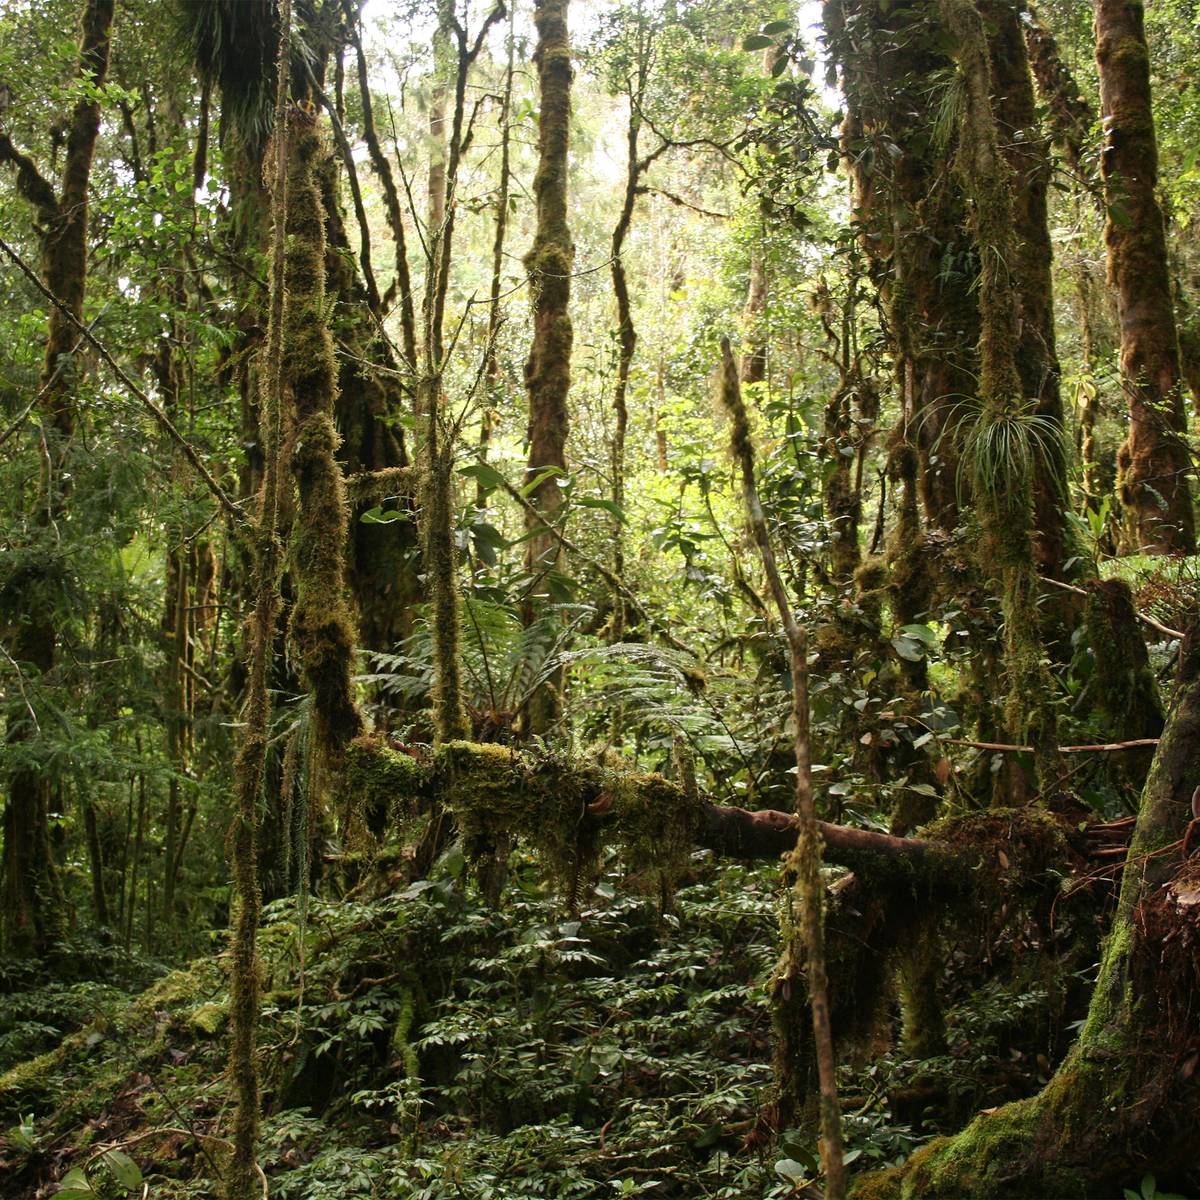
[0, 853, 794, 1198]
[0, 846, 1104, 1199]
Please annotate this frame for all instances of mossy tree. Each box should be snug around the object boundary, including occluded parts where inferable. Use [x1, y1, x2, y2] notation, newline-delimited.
[1094, 0, 1195, 555]
[938, 0, 1060, 788]
[522, 0, 575, 729]
[224, 3, 296, 1192]
[981, 0, 1074, 591]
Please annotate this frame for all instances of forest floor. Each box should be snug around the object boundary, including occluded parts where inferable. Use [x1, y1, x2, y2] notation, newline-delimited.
[0, 846, 1119, 1200]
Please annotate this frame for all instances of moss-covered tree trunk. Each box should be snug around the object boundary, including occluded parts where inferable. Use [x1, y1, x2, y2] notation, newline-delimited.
[823, 0, 974, 575]
[983, 0, 1072, 588]
[855, 620, 1200, 1198]
[609, 63, 642, 639]
[282, 112, 365, 771]
[1094, 0, 1195, 555]
[225, 4, 295, 1186]
[939, 0, 1058, 784]
[522, 0, 574, 727]
[1023, 6, 1095, 185]
[0, 0, 115, 955]
[318, 154, 417, 656]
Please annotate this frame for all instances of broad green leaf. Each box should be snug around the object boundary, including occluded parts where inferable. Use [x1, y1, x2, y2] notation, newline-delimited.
[458, 461, 508, 492]
[103, 1149, 143, 1190]
[577, 496, 625, 523]
[360, 506, 405, 524]
[518, 465, 562, 497]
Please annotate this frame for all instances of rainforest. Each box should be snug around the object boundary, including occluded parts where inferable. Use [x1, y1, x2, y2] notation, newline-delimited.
[1, 0, 1199, 1196]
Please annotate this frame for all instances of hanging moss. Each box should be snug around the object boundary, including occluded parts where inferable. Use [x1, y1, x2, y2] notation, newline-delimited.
[440, 743, 702, 898]
[344, 734, 432, 841]
[436, 741, 597, 896]
[897, 927, 947, 1059]
[353, 740, 710, 900]
[773, 803, 1072, 1132]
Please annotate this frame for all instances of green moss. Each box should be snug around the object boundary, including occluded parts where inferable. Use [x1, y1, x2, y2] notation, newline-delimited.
[0, 960, 223, 1124]
[431, 742, 708, 900]
[191, 1001, 228, 1036]
[439, 740, 596, 895]
[344, 735, 432, 838]
[280, 109, 364, 768]
[849, 1166, 903, 1200]
[611, 769, 707, 888]
[898, 927, 947, 1058]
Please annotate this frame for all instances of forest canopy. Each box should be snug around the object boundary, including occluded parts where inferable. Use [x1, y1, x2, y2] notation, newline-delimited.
[1, 0, 1199, 1196]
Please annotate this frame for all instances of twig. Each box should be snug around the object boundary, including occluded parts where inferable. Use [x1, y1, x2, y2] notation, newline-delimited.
[0, 640, 40, 732]
[946, 737, 1160, 753]
[1039, 574, 1184, 641]
[636, 184, 729, 220]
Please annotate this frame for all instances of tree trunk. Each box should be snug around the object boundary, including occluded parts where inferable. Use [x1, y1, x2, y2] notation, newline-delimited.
[1094, 0, 1195, 554]
[522, 0, 575, 728]
[479, 14, 515, 515]
[940, 0, 1058, 783]
[319, 152, 418, 656]
[740, 252, 768, 385]
[610, 85, 641, 638]
[282, 111, 364, 769]
[984, 0, 1072, 586]
[1023, 6, 1096, 186]
[823, 0, 975, 537]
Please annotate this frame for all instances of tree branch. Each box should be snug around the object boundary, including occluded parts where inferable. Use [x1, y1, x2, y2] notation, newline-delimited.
[0, 132, 59, 225]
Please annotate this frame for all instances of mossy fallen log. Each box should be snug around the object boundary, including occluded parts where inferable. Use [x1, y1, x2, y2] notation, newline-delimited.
[345, 736, 1068, 898]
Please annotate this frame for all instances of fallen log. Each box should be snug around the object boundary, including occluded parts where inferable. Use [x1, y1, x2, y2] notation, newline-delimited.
[700, 804, 945, 866]
[343, 737, 1008, 898]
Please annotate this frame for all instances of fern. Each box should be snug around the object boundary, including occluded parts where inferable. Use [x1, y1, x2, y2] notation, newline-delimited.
[363, 600, 595, 720]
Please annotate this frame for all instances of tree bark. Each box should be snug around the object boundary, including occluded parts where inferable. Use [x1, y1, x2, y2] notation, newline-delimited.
[1094, 0, 1195, 554]
[609, 77, 641, 638]
[823, 0, 974, 547]
[522, 0, 575, 727]
[282, 111, 364, 768]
